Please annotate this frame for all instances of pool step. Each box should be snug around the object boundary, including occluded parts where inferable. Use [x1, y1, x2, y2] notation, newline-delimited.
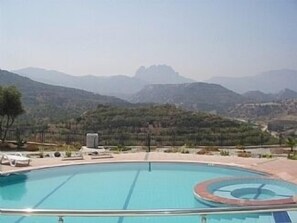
[207, 213, 276, 223]
[273, 211, 292, 223]
[288, 211, 297, 223]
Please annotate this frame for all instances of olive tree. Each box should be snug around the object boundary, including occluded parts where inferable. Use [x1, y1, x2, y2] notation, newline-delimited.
[0, 86, 24, 142]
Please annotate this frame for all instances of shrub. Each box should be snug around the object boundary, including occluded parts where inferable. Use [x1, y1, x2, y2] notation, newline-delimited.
[237, 151, 251, 158]
[38, 146, 45, 158]
[220, 150, 230, 156]
[164, 148, 178, 153]
[197, 149, 212, 155]
[204, 146, 219, 152]
[288, 152, 297, 160]
[180, 148, 190, 154]
[261, 153, 272, 158]
[65, 146, 72, 157]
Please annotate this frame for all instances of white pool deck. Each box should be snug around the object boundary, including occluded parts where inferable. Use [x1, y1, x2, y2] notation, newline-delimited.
[1, 152, 297, 185]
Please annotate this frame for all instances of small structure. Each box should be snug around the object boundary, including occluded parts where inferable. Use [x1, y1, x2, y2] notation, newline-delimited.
[80, 133, 112, 158]
[86, 133, 99, 149]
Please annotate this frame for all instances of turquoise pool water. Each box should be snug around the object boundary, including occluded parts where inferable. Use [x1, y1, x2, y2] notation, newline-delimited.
[0, 162, 296, 223]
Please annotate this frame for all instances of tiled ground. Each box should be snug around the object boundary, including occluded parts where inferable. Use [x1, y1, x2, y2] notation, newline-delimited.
[1, 152, 297, 185]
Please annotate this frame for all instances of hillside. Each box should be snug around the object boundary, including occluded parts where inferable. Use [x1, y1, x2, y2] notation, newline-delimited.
[13, 67, 147, 99]
[242, 89, 297, 102]
[129, 82, 245, 113]
[13, 65, 194, 99]
[73, 104, 277, 146]
[0, 70, 129, 123]
[207, 69, 297, 93]
[227, 99, 297, 135]
[242, 91, 275, 102]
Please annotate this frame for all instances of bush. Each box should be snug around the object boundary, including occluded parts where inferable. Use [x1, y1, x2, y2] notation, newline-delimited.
[164, 148, 178, 153]
[204, 146, 219, 152]
[38, 146, 45, 158]
[180, 148, 190, 154]
[237, 150, 251, 158]
[288, 152, 297, 160]
[110, 146, 131, 152]
[260, 153, 272, 158]
[65, 147, 72, 157]
[220, 150, 230, 156]
[197, 149, 212, 155]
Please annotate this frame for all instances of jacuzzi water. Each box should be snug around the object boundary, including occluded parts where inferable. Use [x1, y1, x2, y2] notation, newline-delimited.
[230, 187, 276, 199]
[1, 162, 297, 223]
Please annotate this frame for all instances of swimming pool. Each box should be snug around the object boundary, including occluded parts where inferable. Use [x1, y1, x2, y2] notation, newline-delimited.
[1, 162, 297, 223]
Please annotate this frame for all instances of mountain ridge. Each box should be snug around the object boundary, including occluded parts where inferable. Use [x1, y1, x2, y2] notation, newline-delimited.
[0, 69, 130, 123]
[207, 69, 297, 93]
[129, 82, 245, 113]
[13, 65, 195, 99]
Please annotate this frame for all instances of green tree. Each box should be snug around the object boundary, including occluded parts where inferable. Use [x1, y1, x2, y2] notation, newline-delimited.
[0, 86, 25, 142]
[286, 137, 296, 152]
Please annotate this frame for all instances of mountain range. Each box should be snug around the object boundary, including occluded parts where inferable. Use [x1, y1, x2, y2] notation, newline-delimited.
[13, 65, 194, 99]
[2, 67, 297, 137]
[14, 66, 297, 97]
[10, 65, 297, 115]
[0, 70, 129, 123]
[207, 69, 297, 93]
[130, 82, 244, 113]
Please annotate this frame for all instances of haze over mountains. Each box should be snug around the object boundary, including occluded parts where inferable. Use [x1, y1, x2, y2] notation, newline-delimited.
[14, 66, 297, 98]
[2, 66, 297, 135]
[207, 69, 297, 93]
[13, 65, 194, 99]
[130, 83, 244, 113]
[0, 69, 129, 123]
[11, 65, 297, 114]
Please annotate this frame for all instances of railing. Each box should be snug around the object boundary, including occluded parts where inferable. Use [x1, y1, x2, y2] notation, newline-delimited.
[1, 204, 297, 222]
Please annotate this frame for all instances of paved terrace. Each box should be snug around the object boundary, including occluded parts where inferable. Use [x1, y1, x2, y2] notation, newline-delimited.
[1, 152, 297, 185]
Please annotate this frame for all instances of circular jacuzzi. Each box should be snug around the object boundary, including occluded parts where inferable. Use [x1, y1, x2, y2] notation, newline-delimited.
[194, 177, 297, 206]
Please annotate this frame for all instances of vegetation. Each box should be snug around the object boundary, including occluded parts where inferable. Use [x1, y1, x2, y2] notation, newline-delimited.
[260, 153, 273, 158]
[288, 152, 297, 160]
[220, 150, 230, 156]
[69, 104, 277, 147]
[0, 86, 24, 142]
[130, 82, 244, 113]
[0, 75, 279, 147]
[237, 150, 252, 158]
[0, 70, 130, 125]
[286, 137, 296, 152]
[11, 104, 276, 146]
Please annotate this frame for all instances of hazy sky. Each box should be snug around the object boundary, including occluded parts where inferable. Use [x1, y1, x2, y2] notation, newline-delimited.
[1, 0, 297, 81]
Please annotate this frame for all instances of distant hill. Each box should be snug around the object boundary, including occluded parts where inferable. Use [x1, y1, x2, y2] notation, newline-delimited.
[227, 99, 297, 124]
[276, 88, 297, 100]
[242, 91, 275, 102]
[207, 69, 297, 93]
[129, 82, 245, 113]
[242, 89, 297, 102]
[134, 65, 194, 84]
[13, 65, 194, 99]
[13, 67, 147, 99]
[0, 70, 129, 123]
